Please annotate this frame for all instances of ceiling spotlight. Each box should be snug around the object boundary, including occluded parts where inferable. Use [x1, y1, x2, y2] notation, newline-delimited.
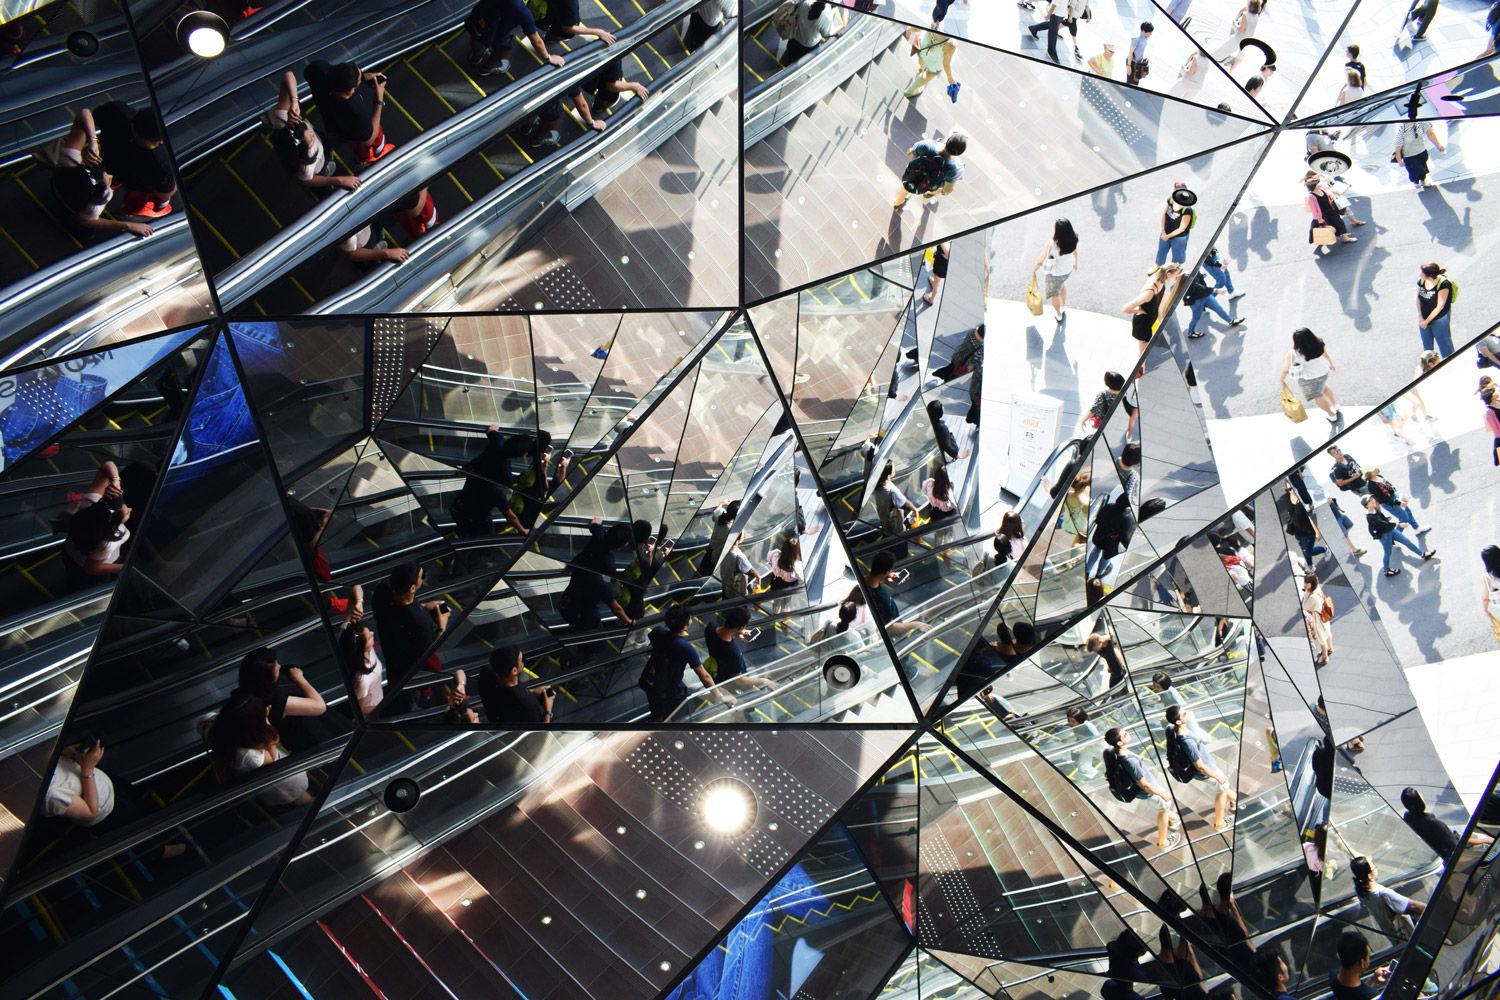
[383, 777, 421, 813]
[177, 11, 230, 58]
[700, 778, 756, 836]
[66, 31, 100, 58]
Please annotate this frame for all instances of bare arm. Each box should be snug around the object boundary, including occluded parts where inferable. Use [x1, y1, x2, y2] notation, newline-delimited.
[528, 31, 566, 66]
[281, 666, 327, 717]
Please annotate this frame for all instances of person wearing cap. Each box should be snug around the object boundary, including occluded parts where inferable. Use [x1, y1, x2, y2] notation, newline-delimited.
[91, 101, 177, 219]
[1087, 40, 1116, 77]
[50, 108, 153, 238]
[304, 60, 395, 164]
[1156, 181, 1195, 266]
[464, 0, 565, 76]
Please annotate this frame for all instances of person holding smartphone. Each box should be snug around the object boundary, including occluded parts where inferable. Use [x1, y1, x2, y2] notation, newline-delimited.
[44, 736, 113, 825]
[479, 646, 555, 724]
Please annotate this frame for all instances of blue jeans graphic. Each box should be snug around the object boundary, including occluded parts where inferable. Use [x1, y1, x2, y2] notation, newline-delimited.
[1186, 294, 1233, 335]
[1380, 501, 1420, 532]
[1204, 262, 1234, 292]
[1420, 312, 1454, 357]
[1377, 528, 1423, 572]
[1156, 234, 1188, 266]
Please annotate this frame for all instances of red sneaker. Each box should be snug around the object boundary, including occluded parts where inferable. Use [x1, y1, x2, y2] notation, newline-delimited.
[132, 201, 175, 218]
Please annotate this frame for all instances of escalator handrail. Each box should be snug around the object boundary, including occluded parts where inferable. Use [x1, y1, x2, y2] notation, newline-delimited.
[0, 217, 197, 371]
[743, 11, 905, 144]
[309, 22, 736, 314]
[6, 736, 348, 902]
[212, 0, 703, 311]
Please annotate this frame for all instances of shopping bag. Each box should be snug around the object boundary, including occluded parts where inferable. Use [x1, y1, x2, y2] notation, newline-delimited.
[1281, 383, 1308, 423]
[1490, 613, 1500, 645]
[1311, 225, 1337, 246]
[1025, 278, 1044, 316]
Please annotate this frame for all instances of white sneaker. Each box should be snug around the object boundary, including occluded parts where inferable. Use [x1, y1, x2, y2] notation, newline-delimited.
[481, 58, 511, 76]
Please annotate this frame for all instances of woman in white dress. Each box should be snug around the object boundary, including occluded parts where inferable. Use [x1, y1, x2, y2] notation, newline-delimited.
[1482, 545, 1500, 644]
[1301, 571, 1334, 666]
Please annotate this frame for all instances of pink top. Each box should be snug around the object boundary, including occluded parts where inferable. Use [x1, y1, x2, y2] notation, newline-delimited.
[1305, 193, 1326, 223]
[768, 549, 803, 583]
[1484, 407, 1500, 438]
[923, 477, 957, 513]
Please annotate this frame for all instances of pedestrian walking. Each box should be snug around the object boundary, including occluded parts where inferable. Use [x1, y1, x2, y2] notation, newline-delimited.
[1285, 486, 1328, 564]
[1060, 469, 1092, 543]
[1202, 246, 1244, 298]
[1156, 182, 1196, 266]
[1480, 385, 1500, 465]
[1027, 1, 1065, 62]
[1481, 545, 1500, 643]
[267, 71, 360, 194]
[1345, 44, 1368, 88]
[1301, 571, 1335, 665]
[1030, 217, 1079, 323]
[1182, 270, 1245, 339]
[923, 241, 951, 304]
[1082, 370, 1124, 433]
[49, 109, 154, 237]
[1326, 497, 1367, 556]
[1415, 263, 1456, 356]
[1123, 263, 1182, 357]
[1215, 0, 1260, 61]
[781, 0, 841, 63]
[930, 0, 965, 26]
[892, 133, 967, 210]
[1126, 22, 1152, 84]
[1394, 113, 1445, 189]
[1087, 41, 1115, 78]
[91, 102, 176, 218]
[1337, 67, 1365, 105]
[1364, 467, 1429, 536]
[1362, 495, 1434, 577]
[1280, 328, 1342, 424]
[1402, 0, 1439, 44]
[902, 28, 959, 101]
[1306, 175, 1358, 250]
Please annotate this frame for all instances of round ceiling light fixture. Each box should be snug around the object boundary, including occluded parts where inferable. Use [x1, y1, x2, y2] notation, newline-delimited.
[177, 10, 230, 58]
[384, 777, 421, 813]
[700, 778, 756, 836]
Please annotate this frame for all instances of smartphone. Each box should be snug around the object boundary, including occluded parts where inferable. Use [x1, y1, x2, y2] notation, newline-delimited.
[660, 538, 675, 553]
[439, 601, 452, 614]
[893, 569, 910, 584]
[742, 627, 761, 643]
[561, 448, 574, 460]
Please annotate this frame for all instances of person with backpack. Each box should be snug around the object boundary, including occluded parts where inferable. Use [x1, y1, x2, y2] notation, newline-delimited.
[778, 0, 842, 63]
[639, 605, 729, 720]
[1326, 444, 1367, 495]
[1164, 704, 1236, 830]
[1416, 262, 1456, 356]
[1362, 493, 1434, 577]
[1180, 268, 1246, 339]
[684, 0, 735, 51]
[1363, 467, 1429, 536]
[1155, 182, 1195, 266]
[1086, 490, 1136, 579]
[892, 133, 968, 211]
[266, 71, 360, 195]
[1102, 726, 1180, 849]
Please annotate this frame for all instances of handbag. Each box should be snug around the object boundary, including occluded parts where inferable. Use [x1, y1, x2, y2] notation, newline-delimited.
[1311, 224, 1337, 246]
[1281, 383, 1308, 423]
[1025, 277, 1044, 316]
[1319, 596, 1334, 623]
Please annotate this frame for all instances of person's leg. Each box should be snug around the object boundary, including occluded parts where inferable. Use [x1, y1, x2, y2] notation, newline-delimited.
[1378, 533, 1397, 573]
[1391, 527, 1425, 558]
[1206, 262, 1234, 293]
[903, 68, 937, 97]
[1433, 312, 1454, 356]
[683, 12, 715, 50]
[1383, 502, 1418, 530]
[1155, 238, 1170, 266]
[1186, 297, 1210, 337]
[1170, 235, 1188, 264]
[1204, 295, 1234, 324]
[1419, 322, 1436, 353]
[1158, 803, 1171, 849]
[1310, 389, 1335, 417]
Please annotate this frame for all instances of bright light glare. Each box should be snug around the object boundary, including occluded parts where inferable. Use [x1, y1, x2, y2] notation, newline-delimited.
[186, 25, 226, 57]
[701, 782, 754, 834]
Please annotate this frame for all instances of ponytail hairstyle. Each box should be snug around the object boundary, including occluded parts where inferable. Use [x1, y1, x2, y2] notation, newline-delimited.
[1350, 855, 1375, 897]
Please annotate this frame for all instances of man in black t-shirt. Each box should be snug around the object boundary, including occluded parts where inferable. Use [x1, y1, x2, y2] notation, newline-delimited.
[560, 518, 635, 631]
[305, 60, 395, 164]
[847, 551, 930, 638]
[1401, 786, 1493, 860]
[372, 561, 449, 693]
[478, 645, 554, 724]
[539, 0, 616, 43]
[92, 102, 176, 218]
[1329, 930, 1387, 1000]
[1327, 445, 1368, 495]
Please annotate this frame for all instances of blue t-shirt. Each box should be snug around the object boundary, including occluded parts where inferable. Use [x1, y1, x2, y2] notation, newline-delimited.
[910, 139, 964, 183]
[470, 0, 537, 43]
[647, 627, 702, 696]
[866, 582, 900, 626]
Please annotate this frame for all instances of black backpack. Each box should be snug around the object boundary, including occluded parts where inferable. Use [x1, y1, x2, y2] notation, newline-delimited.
[1165, 729, 1199, 783]
[902, 151, 948, 195]
[1103, 750, 1139, 802]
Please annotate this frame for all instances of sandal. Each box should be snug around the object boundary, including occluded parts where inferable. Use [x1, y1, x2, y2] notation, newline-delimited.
[1384, 568, 1401, 577]
[1341, 235, 1358, 243]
